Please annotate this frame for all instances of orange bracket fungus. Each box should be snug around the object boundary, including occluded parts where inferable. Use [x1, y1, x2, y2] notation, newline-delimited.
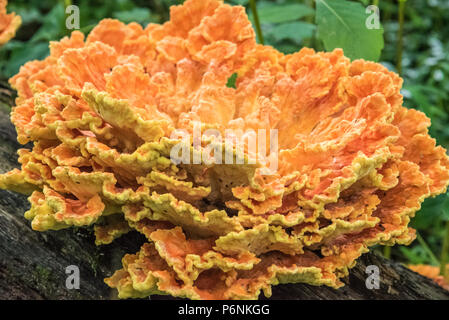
[0, 0, 21, 46]
[1, 0, 449, 300]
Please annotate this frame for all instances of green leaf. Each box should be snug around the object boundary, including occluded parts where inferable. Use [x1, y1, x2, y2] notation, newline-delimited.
[315, 0, 384, 61]
[274, 44, 301, 55]
[255, 4, 314, 24]
[271, 22, 316, 43]
[30, 3, 66, 42]
[442, 195, 449, 222]
[226, 73, 238, 89]
[412, 194, 446, 230]
[4, 42, 49, 78]
[228, 0, 249, 5]
[399, 246, 433, 265]
[112, 7, 152, 25]
[10, 7, 42, 25]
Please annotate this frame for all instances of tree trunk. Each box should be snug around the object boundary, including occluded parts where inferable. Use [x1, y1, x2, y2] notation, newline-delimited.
[0, 81, 448, 300]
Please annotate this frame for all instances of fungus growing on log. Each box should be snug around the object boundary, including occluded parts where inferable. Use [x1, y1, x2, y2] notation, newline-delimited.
[1, 0, 449, 300]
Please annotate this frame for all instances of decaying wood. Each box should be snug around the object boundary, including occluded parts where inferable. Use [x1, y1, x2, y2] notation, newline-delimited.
[0, 81, 448, 300]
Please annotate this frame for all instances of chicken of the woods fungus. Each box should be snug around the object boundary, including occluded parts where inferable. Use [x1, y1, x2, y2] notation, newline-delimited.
[1, 0, 449, 300]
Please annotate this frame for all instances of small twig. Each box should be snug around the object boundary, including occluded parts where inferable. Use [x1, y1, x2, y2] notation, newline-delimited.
[62, 0, 72, 36]
[304, 0, 315, 49]
[249, 0, 264, 45]
[383, 246, 391, 259]
[396, 0, 407, 75]
[440, 220, 449, 278]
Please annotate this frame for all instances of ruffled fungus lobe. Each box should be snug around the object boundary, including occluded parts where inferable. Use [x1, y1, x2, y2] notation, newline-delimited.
[0, 0, 21, 46]
[1, 0, 449, 299]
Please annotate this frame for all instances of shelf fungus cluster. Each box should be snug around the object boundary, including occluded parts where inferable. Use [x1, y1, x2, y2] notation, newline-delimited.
[0, 0, 21, 46]
[1, 0, 449, 300]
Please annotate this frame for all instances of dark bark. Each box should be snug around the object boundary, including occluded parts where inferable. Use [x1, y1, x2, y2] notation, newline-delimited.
[0, 81, 448, 300]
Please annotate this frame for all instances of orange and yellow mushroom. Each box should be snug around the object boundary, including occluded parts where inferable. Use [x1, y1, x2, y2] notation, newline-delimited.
[1, 0, 449, 299]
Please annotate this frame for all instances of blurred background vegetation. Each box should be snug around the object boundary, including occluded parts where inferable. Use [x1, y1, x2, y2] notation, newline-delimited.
[1, 0, 448, 273]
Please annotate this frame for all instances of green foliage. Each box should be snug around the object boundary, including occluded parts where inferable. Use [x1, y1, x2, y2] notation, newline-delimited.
[240, 0, 317, 53]
[400, 245, 435, 266]
[442, 196, 449, 222]
[226, 73, 238, 89]
[315, 0, 384, 61]
[271, 21, 315, 43]
[112, 7, 151, 25]
[254, 3, 314, 23]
